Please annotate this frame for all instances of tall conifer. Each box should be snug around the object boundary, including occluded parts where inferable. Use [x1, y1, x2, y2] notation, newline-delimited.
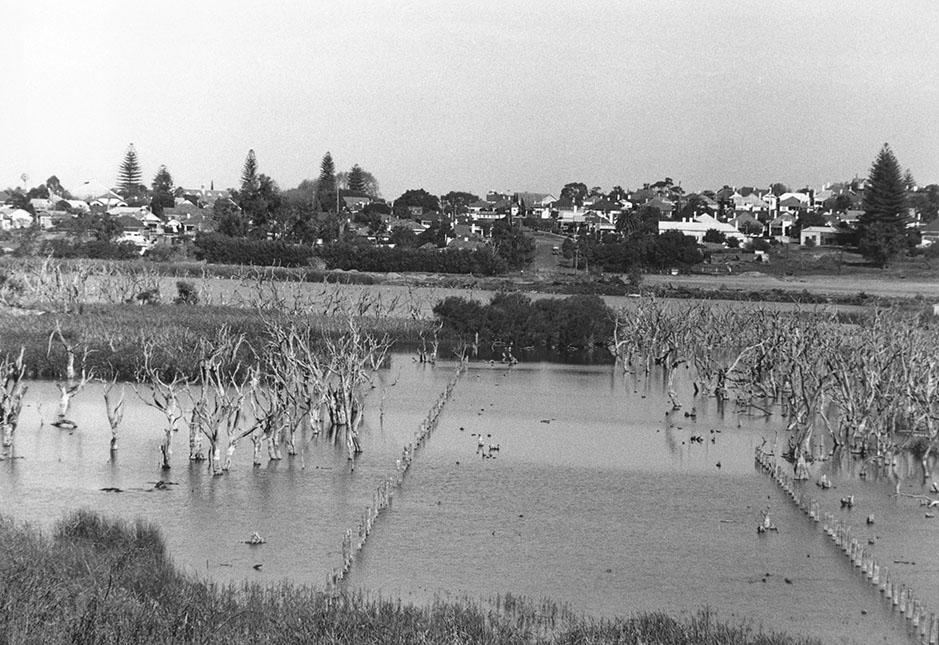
[118, 143, 142, 198]
[857, 144, 908, 267]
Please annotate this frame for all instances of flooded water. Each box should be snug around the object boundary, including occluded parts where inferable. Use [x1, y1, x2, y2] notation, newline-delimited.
[1, 355, 934, 645]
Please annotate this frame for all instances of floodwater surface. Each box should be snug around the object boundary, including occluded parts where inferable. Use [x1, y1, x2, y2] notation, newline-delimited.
[1, 356, 934, 645]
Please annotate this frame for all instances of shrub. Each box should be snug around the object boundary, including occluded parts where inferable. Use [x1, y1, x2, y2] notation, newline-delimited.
[703, 228, 726, 243]
[174, 280, 199, 305]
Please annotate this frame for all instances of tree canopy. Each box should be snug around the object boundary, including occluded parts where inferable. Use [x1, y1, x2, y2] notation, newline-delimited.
[393, 188, 440, 217]
[857, 144, 909, 267]
[560, 182, 588, 206]
[490, 219, 535, 269]
[150, 165, 175, 216]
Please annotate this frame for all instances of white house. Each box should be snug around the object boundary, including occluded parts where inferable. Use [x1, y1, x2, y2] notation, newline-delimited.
[800, 226, 840, 247]
[657, 214, 746, 243]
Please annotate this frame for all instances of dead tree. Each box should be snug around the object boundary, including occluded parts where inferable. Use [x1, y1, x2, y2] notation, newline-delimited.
[102, 377, 126, 453]
[190, 328, 246, 475]
[47, 324, 93, 429]
[0, 349, 28, 457]
[323, 316, 391, 459]
[136, 341, 188, 469]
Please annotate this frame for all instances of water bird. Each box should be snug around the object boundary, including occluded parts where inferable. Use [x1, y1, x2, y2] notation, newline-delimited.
[252, 563, 263, 570]
[866, 514, 875, 525]
[840, 495, 855, 509]
[245, 532, 266, 545]
[52, 418, 78, 431]
[99, 486, 123, 493]
[684, 407, 697, 419]
[715, 461, 721, 469]
[816, 474, 832, 489]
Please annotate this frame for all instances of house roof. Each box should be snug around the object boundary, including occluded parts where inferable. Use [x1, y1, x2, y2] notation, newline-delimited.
[515, 192, 554, 206]
[73, 180, 122, 202]
[115, 215, 144, 229]
[588, 199, 621, 212]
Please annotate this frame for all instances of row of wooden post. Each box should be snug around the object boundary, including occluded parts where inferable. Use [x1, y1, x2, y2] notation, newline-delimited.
[755, 447, 938, 644]
[326, 359, 468, 591]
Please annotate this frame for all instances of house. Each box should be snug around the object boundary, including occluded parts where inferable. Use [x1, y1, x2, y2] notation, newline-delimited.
[554, 199, 585, 227]
[800, 226, 840, 247]
[114, 215, 145, 234]
[920, 219, 939, 247]
[107, 205, 150, 219]
[514, 192, 556, 218]
[840, 210, 863, 226]
[768, 213, 796, 239]
[731, 212, 764, 236]
[73, 180, 126, 207]
[60, 199, 90, 213]
[777, 192, 810, 212]
[29, 198, 54, 213]
[2, 208, 34, 230]
[385, 217, 428, 236]
[732, 192, 765, 211]
[182, 187, 231, 206]
[645, 196, 675, 217]
[657, 214, 746, 243]
[340, 190, 371, 212]
[176, 211, 216, 237]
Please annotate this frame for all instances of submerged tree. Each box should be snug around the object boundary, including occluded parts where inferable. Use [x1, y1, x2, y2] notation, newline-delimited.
[857, 144, 909, 267]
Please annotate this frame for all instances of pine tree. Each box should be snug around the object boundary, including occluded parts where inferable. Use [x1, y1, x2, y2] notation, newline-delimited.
[315, 152, 337, 212]
[857, 144, 909, 267]
[117, 143, 142, 198]
[347, 164, 366, 192]
[151, 165, 174, 194]
[241, 149, 259, 194]
[150, 165, 175, 216]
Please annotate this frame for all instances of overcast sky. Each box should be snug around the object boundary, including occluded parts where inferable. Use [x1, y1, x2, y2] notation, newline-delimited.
[3, 1, 937, 199]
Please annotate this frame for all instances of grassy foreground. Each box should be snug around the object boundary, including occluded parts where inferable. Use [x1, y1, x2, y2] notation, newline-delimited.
[0, 511, 821, 645]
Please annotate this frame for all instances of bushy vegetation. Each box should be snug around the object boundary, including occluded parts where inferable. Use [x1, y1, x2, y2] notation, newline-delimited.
[317, 243, 506, 275]
[194, 232, 316, 266]
[583, 231, 704, 272]
[43, 239, 141, 260]
[433, 292, 614, 349]
[0, 511, 820, 645]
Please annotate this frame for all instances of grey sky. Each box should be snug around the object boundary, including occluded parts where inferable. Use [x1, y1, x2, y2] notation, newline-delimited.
[3, 1, 937, 199]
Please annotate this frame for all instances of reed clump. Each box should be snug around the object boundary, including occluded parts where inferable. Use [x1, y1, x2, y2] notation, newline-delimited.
[0, 511, 820, 644]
